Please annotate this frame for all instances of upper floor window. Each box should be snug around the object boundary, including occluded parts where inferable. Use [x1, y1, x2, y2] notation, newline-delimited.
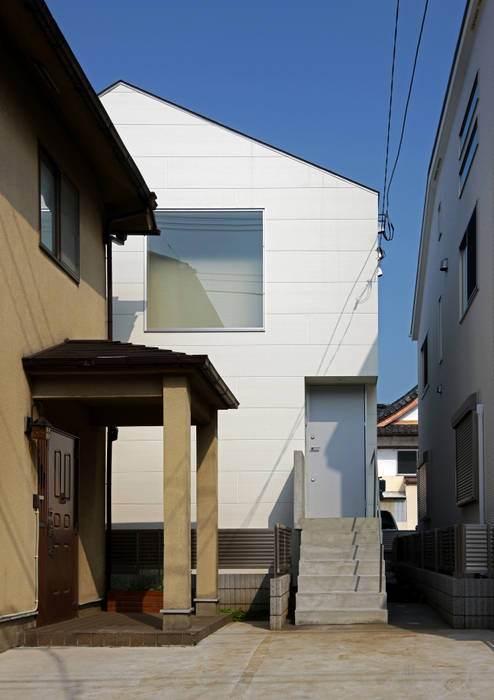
[459, 206, 477, 316]
[147, 210, 263, 331]
[40, 149, 79, 279]
[459, 75, 478, 155]
[397, 450, 417, 475]
[459, 76, 478, 194]
[420, 335, 429, 393]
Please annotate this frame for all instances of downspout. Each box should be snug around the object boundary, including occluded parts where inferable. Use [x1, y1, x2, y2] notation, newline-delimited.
[477, 403, 485, 524]
[105, 426, 118, 609]
[106, 233, 113, 341]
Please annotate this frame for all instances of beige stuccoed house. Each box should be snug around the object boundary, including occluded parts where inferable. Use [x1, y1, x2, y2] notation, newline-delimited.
[0, 0, 237, 650]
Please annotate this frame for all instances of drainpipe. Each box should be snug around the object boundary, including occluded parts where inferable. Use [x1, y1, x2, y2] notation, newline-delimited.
[106, 234, 113, 341]
[105, 426, 118, 609]
[477, 403, 485, 524]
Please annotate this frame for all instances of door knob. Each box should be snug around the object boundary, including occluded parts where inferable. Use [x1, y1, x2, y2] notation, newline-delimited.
[311, 477, 316, 482]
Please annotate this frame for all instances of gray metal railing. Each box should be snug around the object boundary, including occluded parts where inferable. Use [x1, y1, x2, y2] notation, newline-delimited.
[394, 523, 494, 576]
[274, 523, 292, 575]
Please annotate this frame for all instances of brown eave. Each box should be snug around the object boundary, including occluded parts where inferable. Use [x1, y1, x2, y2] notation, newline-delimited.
[23, 340, 239, 411]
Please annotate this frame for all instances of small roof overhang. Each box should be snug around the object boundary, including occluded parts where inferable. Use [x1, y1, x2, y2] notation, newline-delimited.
[23, 340, 238, 426]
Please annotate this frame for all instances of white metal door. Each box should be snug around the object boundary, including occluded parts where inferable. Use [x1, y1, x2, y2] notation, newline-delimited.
[306, 385, 365, 518]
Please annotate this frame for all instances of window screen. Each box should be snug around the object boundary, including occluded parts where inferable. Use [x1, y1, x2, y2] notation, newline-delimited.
[147, 211, 263, 330]
[417, 461, 428, 521]
[455, 410, 477, 506]
[394, 499, 407, 523]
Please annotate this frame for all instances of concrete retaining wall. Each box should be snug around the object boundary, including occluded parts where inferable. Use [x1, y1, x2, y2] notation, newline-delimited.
[270, 574, 291, 630]
[398, 564, 494, 628]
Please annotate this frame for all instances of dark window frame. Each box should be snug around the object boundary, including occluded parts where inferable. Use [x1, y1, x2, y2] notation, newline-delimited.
[420, 335, 429, 394]
[459, 75, 478, 157]
[39, 146, 80, 282]
[397, 450, 417, 475]
[459, 206, 477, 318]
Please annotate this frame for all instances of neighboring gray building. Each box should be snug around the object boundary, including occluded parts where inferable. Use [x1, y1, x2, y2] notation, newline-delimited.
[411, 0, 492, 531]
[397, 0, 494, 628]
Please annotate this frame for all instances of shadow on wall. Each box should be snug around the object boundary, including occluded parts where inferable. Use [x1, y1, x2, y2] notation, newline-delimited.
[267, 470, 294, 529]
[112, 298, 143, 341]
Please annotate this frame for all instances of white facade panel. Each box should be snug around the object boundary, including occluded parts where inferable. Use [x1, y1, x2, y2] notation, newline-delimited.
[101, 82, 378, 528]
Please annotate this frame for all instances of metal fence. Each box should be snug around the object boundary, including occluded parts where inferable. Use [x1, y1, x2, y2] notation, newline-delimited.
[274, 523, 292, 575]
[394, 523, 494, 576]
[112, 526, 291, 574]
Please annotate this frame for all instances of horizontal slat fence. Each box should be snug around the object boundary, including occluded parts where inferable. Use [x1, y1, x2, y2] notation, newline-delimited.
[112, 527, 290, 573]
[394, 523, 494, 576]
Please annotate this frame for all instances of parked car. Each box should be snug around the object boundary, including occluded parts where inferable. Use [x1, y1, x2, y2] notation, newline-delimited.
[380, 510, 398, 530]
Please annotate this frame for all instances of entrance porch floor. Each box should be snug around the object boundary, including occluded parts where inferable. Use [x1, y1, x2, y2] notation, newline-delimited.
[21, 612, 232, 647]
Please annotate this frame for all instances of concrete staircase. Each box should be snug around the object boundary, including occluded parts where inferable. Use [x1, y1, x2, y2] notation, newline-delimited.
[295, 517, 388, 625]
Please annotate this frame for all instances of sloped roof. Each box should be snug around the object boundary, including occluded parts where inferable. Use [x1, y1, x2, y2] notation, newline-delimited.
[100, 80, 378, 195]
[378, 423, 418, 437]
[377, 385, 418, 423]
[23, 340, 238, 409]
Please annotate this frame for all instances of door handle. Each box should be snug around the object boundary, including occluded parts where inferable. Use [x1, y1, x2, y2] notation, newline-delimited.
[310, 446, 320, 452]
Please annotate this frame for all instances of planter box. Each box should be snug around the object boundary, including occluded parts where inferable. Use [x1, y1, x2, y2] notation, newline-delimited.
[107, 590, 162, 613]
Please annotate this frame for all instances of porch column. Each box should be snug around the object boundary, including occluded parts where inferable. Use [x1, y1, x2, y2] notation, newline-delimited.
[162, 377, 192, 630]
[195, 411, 219, 616]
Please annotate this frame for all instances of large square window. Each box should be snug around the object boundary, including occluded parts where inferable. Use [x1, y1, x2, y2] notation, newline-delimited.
[147, 210, 263, 330]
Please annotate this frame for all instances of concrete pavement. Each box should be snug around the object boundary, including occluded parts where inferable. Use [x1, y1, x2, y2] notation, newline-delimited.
[1, 604, 494, 699]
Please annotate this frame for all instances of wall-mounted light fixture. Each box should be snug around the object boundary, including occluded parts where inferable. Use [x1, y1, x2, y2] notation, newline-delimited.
[440, 258, 449, 272]
[25, 416, 52, 440]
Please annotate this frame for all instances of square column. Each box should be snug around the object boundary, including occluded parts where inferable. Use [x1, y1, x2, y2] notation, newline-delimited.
[194, 411, 219, 616]
[161, 377, 192, 630]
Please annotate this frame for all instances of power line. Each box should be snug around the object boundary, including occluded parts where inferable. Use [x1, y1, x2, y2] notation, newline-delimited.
[381, 0, 400, 232]
[386, 0, 429, 216]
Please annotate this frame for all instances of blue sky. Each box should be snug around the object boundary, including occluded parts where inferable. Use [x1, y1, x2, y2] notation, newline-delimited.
[46, 0, 466, 402]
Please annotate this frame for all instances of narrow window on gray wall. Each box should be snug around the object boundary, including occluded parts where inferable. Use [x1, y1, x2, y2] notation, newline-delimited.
[459, 207, 477, 315]
[420, 336, 429, 391]
[438, 297, 443, 363]
[417, 461, 428, 520]
[459, 75, 478, 192]
[455, 410, 478, 506]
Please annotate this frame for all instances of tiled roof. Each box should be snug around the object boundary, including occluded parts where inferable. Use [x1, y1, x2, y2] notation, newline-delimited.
[377, 385, 418, 422]
[23, 340, 238, 409]
[378, 424, 418, 436]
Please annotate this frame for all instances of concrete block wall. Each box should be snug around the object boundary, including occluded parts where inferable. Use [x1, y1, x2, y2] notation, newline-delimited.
[270, 574, 291, 630]
[398, 564, 494, 628]
[218, 573, 270, 612]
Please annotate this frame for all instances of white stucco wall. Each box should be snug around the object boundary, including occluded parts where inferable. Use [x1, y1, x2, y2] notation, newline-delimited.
[101, 82, 378, 528]
[412, 0, 494, 528]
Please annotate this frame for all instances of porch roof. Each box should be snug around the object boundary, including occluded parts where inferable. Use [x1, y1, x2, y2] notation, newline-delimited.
[23, 340, 238, 425]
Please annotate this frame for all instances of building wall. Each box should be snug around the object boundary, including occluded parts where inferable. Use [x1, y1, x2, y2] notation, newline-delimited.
[414, 0, 494, 528]
[0, 54, 107, 621]
[101, 83, 379, 529]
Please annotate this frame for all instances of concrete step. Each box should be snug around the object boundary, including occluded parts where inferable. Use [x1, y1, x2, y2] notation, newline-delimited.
[301, 531, 380, 546]
[297, 575, 380, 593]
[298, 560, 384, 576]
[300, 517, 380, 533]
[300, 545, 381, 560]
[296, 592, 387, 610]
[295, 608, 388, 625]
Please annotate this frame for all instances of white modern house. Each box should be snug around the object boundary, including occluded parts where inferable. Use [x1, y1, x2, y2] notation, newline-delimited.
[396, 0, 494, 629]
[100, 81, 387, 624]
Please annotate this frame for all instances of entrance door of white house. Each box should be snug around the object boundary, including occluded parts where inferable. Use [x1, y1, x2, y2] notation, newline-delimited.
[306, 385, 366, 518]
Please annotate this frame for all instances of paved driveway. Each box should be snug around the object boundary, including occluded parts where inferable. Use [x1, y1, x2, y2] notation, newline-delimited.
[1, 605, 494, 699]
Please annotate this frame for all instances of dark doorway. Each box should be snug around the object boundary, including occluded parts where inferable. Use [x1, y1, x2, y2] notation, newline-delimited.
[38, 428, 78, 626]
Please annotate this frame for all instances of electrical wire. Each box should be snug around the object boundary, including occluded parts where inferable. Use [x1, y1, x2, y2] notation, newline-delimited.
[381, 0, 400, 234]
[386, 0, 429, 216]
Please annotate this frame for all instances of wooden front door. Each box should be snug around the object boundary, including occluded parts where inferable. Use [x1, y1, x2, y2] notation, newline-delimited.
[38, 429, 78, 626]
